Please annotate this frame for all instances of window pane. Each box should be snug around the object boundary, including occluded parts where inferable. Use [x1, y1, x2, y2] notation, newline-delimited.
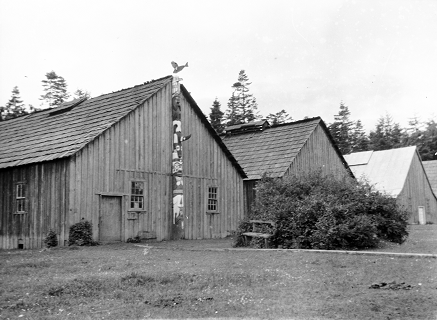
[131, 181, 144, 195]
[17, 199, 25, 212]
[130, 195, 144, 209]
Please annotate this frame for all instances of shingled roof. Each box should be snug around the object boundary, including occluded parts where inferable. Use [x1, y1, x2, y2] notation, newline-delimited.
[0, 76, 172, 169]
[0, 76, 246, 178]
[423, 160, 437, 194]
[222, 117, 342, 180]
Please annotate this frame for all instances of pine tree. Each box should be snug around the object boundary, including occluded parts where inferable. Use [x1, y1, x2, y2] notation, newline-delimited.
[225, 92, 241, 126]
[1, 86, 28, 120]
[209, 98, 224, 134]
[224, 70, 260, 125]
[369, 114, 405, 150]
[266, 109, 292, 125]
[40, 71, 70, 107]
[419, 119, 437, 160]
[328, 101, 354, 154]
[73, 89, 91, 100]
[403, 116, 423, 147]
[350, 120, 369, 152]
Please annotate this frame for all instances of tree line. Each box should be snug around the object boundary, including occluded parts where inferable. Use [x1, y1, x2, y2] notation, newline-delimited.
[209, 70, 436, 161]
[327, 102, 437, 160]
[3, 69, 435, 161]
[0, 71, 90, 121]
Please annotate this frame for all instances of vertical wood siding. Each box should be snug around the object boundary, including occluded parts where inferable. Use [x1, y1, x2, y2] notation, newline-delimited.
[1, 81, 245, 248]
[0, 159, 70, 249]
[68, 82, 173, 242]
[285, 125, 351, 179]
[180, 94, 244, 239]
[397, 152, 437, 223]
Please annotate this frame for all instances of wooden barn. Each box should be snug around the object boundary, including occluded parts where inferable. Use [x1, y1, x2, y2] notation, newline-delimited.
[422, 160, 437, 195]
[221, 117, 354, 214]
[0, 76, 246, 249]
[344, 147, 437, 224]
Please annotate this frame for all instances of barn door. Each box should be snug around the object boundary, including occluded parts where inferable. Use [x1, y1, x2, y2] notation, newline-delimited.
[100, 196, 122, 241]
[418, 206, 426, 225]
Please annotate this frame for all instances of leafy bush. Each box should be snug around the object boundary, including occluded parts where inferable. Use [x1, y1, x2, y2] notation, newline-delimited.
[126, 236, 141, 243]
[68, 220, 99, 246]
[235, 171, 409, 250]
[44, 229, 58, 248]
[232, 218, 251, 247]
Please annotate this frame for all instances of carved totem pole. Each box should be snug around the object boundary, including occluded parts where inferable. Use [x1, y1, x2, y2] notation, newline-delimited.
[171, 61, 190, 239]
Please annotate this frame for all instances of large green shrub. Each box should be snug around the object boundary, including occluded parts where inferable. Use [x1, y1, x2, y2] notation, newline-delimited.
[236, 171, 408, 250]
[68, 220, 99, 246]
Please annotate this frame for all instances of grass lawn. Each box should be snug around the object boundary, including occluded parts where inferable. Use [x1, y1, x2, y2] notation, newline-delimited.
[365, 224, 437, 254]
[0, 225, 436, 320]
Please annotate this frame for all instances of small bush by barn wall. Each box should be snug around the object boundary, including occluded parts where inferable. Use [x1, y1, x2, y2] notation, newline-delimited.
[44, 230, 58, 248]
[234, 171, 409, 249]
[68, 220, 99, 246]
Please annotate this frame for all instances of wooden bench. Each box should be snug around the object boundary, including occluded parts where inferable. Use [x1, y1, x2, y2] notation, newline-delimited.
[242, 220, 275, 248]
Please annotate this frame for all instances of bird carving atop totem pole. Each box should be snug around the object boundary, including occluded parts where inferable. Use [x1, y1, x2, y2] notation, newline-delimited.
[171, 61, 189, 74]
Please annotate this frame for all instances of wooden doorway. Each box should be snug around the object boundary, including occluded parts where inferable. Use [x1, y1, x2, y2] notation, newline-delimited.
[100, 196, 122, 241]
[418, 206, 426, 225]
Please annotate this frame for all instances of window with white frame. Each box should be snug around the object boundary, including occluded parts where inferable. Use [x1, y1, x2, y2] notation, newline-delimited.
[207, 186, 218, 212]
[130, 181, 144, 210]
[16, 183, 26, 213]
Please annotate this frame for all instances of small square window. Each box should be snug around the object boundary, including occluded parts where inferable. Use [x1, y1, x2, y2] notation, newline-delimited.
[130, 181, 144, 210]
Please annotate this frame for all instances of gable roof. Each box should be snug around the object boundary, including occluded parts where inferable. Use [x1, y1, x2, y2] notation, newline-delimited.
[343, 146, 417, 196]
[0, 76, 172, 169]
[423, 160, 437, 194]
[221, 117, 349, 180]
[0, 76, 246, 178]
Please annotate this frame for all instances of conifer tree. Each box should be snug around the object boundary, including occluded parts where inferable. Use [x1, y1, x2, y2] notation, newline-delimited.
[350, 120, 369, 152]
[40, 71, 70, 107]
[224, 70, 260, 126]
[209, 98, 225, 134]
[266, 109, 292, 125]
[73, 89, 91, 100]
[225, 92, 241, 126]
[421, 119, 437, 160]
[369, 114, 405, 151]
[1, 86, 28, 120]
[328, 101, 354, 154]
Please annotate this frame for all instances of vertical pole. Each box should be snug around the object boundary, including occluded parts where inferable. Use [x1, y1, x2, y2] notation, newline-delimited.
[170, 62, 190, 240]
[171, 75, 184, 239]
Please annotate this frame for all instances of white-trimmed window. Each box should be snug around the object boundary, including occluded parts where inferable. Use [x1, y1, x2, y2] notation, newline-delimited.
[16, 183, 26, 213]
[207, 186, 219, 213]
[130, 181, 144, 210]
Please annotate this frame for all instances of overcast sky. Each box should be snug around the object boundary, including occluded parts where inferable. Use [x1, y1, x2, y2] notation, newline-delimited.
[1, 0, 436, 131]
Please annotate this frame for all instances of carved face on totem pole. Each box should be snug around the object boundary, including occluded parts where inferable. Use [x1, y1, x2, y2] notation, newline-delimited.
[172, 96, 181, 120]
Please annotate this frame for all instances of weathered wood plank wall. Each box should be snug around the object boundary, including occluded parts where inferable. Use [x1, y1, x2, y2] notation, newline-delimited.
[180, 94, 244, 239]
[68, 82, 173, 242]
[285, 125, 351, 179]
[1, 80, 245, 249]
[398, 152, 437, 223]
[0, 159, 69, 249]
